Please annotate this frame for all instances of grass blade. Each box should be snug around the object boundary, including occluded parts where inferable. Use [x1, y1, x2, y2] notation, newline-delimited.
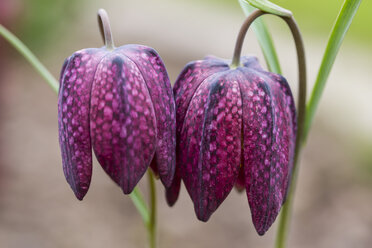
[304, 0, 362, 140]
[242, 0, 292, 17]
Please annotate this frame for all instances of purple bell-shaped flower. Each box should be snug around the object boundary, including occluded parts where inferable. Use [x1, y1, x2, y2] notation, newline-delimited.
[58, 9, 176, 200]
[167, 49, 297, 235]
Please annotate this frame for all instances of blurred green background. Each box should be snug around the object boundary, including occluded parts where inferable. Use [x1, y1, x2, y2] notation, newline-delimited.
[5, 0, 372, 49]
[204, 0, 372, 43]
[1, 0, 371, 248]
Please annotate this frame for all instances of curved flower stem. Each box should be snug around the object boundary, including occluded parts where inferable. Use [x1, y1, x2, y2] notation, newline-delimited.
[0, 24, 59, 93]
[239, 0, 282, 74]
[231, 9, 307, 248]
[231, 10, 267, 68]
[97, 9, 115, 50]
[147, 170, 157, 248]
[275, 17, 306, 248]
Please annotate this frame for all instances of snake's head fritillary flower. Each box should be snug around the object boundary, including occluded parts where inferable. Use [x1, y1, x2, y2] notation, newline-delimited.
[168, 55, 296, 235]
[58, 9, 175, 200]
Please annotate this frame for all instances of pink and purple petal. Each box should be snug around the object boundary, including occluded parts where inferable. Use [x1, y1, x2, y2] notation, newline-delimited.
[119, 45, 176, 188]
[173, 59, 229, 137]
[58, 48, 106, 200]
[262, 72, 297, 201]
[173, 59, 228, 208]
[168, 58, 228, 206]
[180, 70, 242, 221]
[238, 67, 296, 235]
[90, 53, 157, 194]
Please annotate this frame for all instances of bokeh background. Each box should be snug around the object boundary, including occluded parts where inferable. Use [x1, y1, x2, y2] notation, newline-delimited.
[0, 0, 371, 247]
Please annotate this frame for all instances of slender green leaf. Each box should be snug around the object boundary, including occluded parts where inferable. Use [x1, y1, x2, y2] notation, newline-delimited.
[147, 170, 157, 248]
[239, 0, 282, 74]
[242, 0, 292, 17]
[304, 0, 362, 140]
[0, 24, 59, 93]
[129, 187, 150, 225]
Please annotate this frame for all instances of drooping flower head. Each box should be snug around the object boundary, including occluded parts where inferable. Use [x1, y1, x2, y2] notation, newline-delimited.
[168, 55, 296, 235]
[58, 9, 175, 200]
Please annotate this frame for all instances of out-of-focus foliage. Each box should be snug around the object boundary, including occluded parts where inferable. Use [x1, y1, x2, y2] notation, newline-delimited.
[197, 0, 371, 44]
[275, 0, 370, 43]
[356, 139, 372, 182]
[18, 0, 83, 51]
[241, 0, 292, 17]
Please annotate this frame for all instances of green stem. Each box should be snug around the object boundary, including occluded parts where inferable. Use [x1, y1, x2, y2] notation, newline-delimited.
[275, 16, 307, 248]
[147, 170, 157, 248]
[129, 188, 150, 225]
[0, 24, 59, 93]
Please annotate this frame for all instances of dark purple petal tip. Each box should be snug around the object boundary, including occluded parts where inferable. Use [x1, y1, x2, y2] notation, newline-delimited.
[165, 166, 181, 207]
[174, 56, 296, 234]
[234, 166, 246, 193]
